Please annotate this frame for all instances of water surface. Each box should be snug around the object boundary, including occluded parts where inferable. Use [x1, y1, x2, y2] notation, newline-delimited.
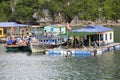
[0, 26, 120, 80]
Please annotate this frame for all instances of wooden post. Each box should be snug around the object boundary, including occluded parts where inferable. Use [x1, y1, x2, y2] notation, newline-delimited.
[60, 27, 62, 47]
[74, 36, 76, 48]
[89, 35, 91, 46]
[82, 36, 84, 48]
[99, 33, 100, 46]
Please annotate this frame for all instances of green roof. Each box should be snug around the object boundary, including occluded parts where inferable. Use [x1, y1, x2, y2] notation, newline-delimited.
[60, 32, 97, 36]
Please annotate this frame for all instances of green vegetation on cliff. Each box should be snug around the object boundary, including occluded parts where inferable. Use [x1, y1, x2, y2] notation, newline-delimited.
[0, 0, 120, 23]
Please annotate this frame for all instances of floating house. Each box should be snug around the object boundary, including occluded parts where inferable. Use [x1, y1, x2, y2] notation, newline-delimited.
[45, 25, 120, 57]
[71, 25, 114, 46]
[0, 22, 29, 42]
[44, 24, 66, 36]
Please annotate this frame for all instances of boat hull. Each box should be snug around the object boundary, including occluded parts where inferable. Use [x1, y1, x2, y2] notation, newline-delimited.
[29, 42, 45, 54]
[28, 41, 68, 54]
[5, 45, 30, 52]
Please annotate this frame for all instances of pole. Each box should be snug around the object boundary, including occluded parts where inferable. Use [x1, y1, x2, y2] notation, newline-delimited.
[89, 35, 91, 46]
[60, 27, 62, 48]
[99, 33, 100, 46]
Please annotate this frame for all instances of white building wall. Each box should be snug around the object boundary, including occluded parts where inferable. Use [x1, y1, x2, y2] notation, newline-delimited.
[103, 31, 114, 44]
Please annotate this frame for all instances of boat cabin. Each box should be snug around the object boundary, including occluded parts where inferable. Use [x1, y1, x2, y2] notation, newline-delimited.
[38, 36, 68, 45]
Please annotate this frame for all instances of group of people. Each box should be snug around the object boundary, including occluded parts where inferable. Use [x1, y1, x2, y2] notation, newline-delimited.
[67, 37, 83, 48]
[6, 32, 39, 46]
[6, 36, 28, 46]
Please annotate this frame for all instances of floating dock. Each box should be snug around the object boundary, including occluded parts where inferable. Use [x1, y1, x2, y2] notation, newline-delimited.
[45, 43, 120, 57]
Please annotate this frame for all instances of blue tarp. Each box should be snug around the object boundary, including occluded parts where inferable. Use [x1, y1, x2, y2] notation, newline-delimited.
[72, 25, 113, 33]
[0, 22, 29, 27]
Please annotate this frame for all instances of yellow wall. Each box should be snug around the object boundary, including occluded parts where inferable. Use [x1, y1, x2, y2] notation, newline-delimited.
[0, 28, 5, 38]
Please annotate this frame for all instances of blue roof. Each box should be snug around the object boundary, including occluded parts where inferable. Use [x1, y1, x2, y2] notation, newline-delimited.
[72, 25, 113, 33]
[0, 22, 29, 27]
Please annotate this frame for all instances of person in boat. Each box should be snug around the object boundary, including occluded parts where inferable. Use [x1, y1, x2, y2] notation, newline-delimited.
[21, 39, 27, 46]
[7, 36, 17, 45]
[12, 37, 17, 45]
[31, 37, 38, 43]
[78, 41, 82, 48]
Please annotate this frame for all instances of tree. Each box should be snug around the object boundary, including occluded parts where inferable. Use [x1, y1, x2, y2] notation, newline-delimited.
[0, 1, 11, 21]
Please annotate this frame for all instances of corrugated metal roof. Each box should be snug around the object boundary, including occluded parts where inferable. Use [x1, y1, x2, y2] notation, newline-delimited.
[72, 25, 113, 33]
[0, 22, 29, 27]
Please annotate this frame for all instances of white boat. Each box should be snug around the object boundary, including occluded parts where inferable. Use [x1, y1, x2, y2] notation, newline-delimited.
[29, 42, 46, 53]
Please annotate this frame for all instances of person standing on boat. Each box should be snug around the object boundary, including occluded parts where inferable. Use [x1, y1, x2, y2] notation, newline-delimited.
[12, 37, 17, 45]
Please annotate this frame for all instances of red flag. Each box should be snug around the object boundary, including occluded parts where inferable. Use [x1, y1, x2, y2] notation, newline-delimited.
[66, 22, 71, 30]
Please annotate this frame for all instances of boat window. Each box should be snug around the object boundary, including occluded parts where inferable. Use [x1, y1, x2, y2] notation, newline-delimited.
[44, 40, 45, 42]
[52, 40, 54, 42]
[40, 40, 42, 42]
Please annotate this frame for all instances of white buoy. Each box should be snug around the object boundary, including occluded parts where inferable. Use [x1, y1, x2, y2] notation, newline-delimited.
[45, 51, 49, 55]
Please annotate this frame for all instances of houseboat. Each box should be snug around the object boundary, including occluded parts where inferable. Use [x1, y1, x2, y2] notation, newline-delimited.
[29, 35, 68, 53]
[28, 24, 68, 53]
[45, 25, 120, 56]
[0, 22, 30, 52]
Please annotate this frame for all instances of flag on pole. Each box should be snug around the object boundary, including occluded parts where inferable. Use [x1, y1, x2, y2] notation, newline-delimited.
[66, 22, 71, 30]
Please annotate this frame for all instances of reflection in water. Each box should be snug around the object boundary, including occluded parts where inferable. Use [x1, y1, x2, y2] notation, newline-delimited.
[0, 26, 120, 80]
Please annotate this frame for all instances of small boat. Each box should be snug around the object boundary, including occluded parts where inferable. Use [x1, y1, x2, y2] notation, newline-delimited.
[5, 44, 30, 52]
[5, 37, 30, 52]
[28, 42, 46, 53]
[28, 36, 68, 53]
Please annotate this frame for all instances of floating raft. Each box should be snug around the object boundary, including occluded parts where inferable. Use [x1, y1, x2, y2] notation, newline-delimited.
[45, 43, 120, 57]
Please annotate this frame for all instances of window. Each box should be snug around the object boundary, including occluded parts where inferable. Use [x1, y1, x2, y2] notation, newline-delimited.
[100, 34, 103, 41]
[105, 34, 107, 40]
[110, 33, 112, 40]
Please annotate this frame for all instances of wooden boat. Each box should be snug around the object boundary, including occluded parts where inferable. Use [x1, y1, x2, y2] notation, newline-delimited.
[5, 44, 30, 52]
[28, 36, 68, 53]
[5, 37, 31, 52]
[28, 42, 46, 53]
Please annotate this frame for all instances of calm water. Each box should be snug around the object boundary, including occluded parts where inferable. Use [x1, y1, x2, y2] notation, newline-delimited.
[0, 27, 120, 80]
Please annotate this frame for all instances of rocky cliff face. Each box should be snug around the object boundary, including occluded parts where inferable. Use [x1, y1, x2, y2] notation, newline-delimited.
[32, 9, 65, 25]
